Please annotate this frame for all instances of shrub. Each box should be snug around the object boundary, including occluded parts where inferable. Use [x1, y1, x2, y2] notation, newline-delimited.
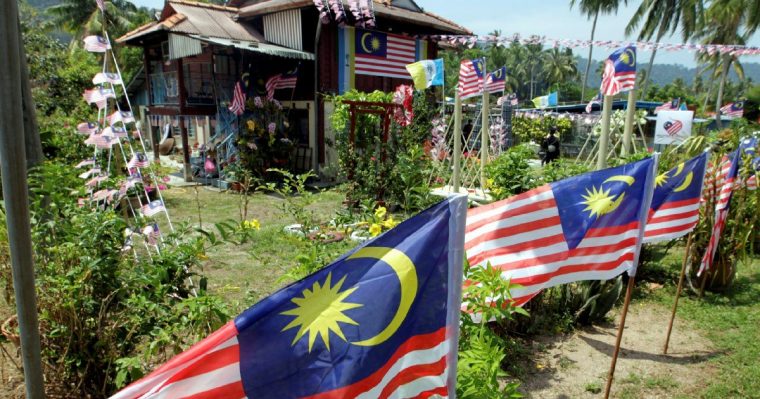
[512, 115, 572, 144]
[486, 144, 541, 200]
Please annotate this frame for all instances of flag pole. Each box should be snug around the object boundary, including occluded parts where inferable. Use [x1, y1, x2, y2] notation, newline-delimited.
[663, 232, 694, 354]
[597, 95, 613, 170]
[480, 59, 489, 192]
[453, 90, 462, 192]
[622, 89, 636, 156]
[604, 275, 636, 399]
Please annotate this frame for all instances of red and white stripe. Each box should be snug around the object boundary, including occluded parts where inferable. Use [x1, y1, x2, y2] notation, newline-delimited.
[109, 322, 245, 399]
[265, 75, 280, 101]
[229, 82, 246, 115]
[465, 185, 639, 306]
[699, 156, 735, 275]
[108, 111, 135, 126]
[484, 74, 504, 94]
[355, 34, 416, 80]
[83, 35, 110, 52]
[747, 174, 757, 191]
[457, 60, 483, 100]
[643, 198, 701, 243]
[666, 120, 683, 135]
[305, 328, 451, 399]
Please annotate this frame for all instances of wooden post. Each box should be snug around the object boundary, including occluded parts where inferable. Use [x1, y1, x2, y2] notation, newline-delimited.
[663, 233, 694, 354]
[604, 275, 636, 399]
[480, 81, 490, 191]
[597, 95, 613, 170]
[698, 269, 708, 298]
[179, 116, 192, 182]
[453, 91, 462, 192]
[0, 3, 46, 397]
[622, 89, 636, 156]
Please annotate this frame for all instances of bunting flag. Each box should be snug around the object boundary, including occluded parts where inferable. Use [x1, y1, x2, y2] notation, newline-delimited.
[465, 156, 657, 306]
[600, 46, 637, 96]
[108, 111, 135, 126]
[719, 101, 744, 118]
[327, 0, 347, 26]
[83, 87, 116, 109]
[83, 35, 110, 52]
[78, 168, 101, 180]
[141, 200, 167, 217]
[127, 152, 150, 169]
[457, 58, 484, 99]
[110, 196, 467, 399]
[313, 0, 331, 24]
[699, 150, 741, 276]
[484, 66, 507, 94]
[93, 72, 123, 85]
[643, 152, 708, 243]
[655, 98, 681, 114]
[229, 81, 246, 115]
[585, 92, 602, 113]
[77, 122, 99, 135]
[358, 0, 375, 28]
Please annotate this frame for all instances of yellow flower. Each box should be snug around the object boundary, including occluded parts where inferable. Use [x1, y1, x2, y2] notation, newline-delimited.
[374, 206, 387, 220]
[198, 253, 209, 261]
[246, 120, 256, 130]
[369, 223, 382, 237]
[382, 217, 398, 229]
[243, 219, 261, 230]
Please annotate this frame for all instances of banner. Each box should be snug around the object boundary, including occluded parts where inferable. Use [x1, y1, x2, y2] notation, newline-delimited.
[654, 110, 693, 145]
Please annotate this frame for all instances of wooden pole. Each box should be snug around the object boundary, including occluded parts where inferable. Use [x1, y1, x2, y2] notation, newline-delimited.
[597, 95, 613, 170]
[480, 63, 490, 192]
[453, 91, 462, 192]
[604, 275, 636, 399]
[698, 268, 708, 298]
[179, 116, 193, 182]
[622, 89, 636, 156]
[0, 2, 46, 397]
[663, 233, 694, 354]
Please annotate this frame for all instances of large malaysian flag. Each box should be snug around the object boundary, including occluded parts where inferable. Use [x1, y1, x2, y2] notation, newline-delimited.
[457, 58, 485, 100]
[354, 28, 415, 80]
[600, 45, 637, 96]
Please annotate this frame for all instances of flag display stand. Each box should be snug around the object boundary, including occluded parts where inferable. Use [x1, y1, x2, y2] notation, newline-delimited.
[597, 95, 613, 170]
[663, 232, 694, 354]
[622, 89, 636, 156]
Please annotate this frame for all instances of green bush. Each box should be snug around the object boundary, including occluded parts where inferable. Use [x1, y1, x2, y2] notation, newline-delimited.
[486, 144, 541, 200]
[512, 115, 572, 144]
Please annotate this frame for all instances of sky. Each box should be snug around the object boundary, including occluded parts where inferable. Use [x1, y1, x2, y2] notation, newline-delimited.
[131, 0, 759, 67]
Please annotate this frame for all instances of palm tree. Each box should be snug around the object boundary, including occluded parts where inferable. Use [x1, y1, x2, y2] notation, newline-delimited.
[542, 48, 578, 89]
[571, 0, 627, 101]
[626, 0, 703, 100]
[48, 0, 149, 43]
[523, 43, 544, 99]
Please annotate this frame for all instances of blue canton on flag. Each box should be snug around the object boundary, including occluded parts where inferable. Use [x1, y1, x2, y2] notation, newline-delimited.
[600, 45, 636, 96]
[111, 196, 467, 399]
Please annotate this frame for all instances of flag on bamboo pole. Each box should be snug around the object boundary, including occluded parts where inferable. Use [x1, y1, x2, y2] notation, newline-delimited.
[699, 150, 740, 276]
[75, 159, 96, 169]
[465, 156, 657, 306]
[141, 200, 167, 218]
[457, 58, 484, 99]
[643, 152, 708, 243]
[83, 87, 116, 109]
[102, 126, 128, 138]
[83, 35, 110, 52]
[655, 98, 681, 114]
[127, 152, 150, 169]
[77, 122, 99, 135]
[484, 66, 507, 94]
[228, 81, 246, 115]
[585, 92, 602, 113]
[108, 111, 135, 126]
[719, 101, 744, 118]
[405, 59, 444, 90]
[110, 196, 467, 399]
[600, 46, 636, 96]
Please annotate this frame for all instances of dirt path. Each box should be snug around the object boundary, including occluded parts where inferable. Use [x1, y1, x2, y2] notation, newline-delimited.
[519, 302, 717, 398]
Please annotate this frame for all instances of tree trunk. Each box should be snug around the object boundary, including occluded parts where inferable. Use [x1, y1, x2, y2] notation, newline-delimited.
[17, 17, 42, 168]
[702, 66, 716, 112]
[580, 10, 599, 102]
[715, 54, 732, 130]
[639, 48, 657, 101]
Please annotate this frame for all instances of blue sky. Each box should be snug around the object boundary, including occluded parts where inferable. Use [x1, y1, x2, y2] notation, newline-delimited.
[131, 0, 759, 66]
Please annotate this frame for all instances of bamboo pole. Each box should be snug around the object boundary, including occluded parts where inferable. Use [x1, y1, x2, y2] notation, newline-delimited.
[0, 2, 46, 396]
[663, 233, 694, 354]
[597, 95, 613, 170]
[622, 89, 636, 156]
[480, 60, 489, 192]
[604, 276, 636, 399]
[453, 91, 462, 192]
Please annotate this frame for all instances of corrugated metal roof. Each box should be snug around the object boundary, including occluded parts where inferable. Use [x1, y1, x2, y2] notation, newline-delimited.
[190, 35, 314, 60]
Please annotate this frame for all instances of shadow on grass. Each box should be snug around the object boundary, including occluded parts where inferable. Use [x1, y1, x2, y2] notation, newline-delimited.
[578, 334, 723, 366]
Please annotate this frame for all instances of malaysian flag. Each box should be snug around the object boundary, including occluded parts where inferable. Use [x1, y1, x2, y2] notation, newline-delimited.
[457, 58, 485, 100]
[465, 157, 657, 306]
[77, 122, 99, 135]
[110, 196, 467, 399]
[127, 152, 150, 169]
[664, 120, 684, 136]
[600, 45, 637, 96]
[496, 93, 519, 107]
[75, 159, 96, 169]
[92, 189, 111, 201]
[644, 152, 708, 243]
[484, 66, 507, 94]
[265, 68, 298, 100]
[228, 81, 246, 115]
[125, 173, 143, 189]
[78, 168, 101, 180]
[354, 28, 416, 80]
[719, 101, 744, 118]
[699, 150, 740, 276]
[141, 200, 166, 217]
[265, 75, 280, 101]
[655, 98, 681, 114]
[84, 133, 117, 149]
[747, 174, 758, 191]
[83, 35, 110, 52]
[102, 126, 128, 138]
[93, 72, 122, 85]
[142, 223, 161, 245]
[83, 87, 115, 109]
[585, 92, 602, 113]
[108, 111, 135, 126]
[86, 175, 108, 188]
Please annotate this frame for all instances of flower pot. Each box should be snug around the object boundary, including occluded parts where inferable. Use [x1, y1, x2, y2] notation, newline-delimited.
[307, 231, 345, 244]
[1, 315, 20, 348]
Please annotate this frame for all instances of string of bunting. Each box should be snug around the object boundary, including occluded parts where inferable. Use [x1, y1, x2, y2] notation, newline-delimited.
[514, 110, 602, 124]
[314, 0, 376, 28]
[422, 33, 760, 57]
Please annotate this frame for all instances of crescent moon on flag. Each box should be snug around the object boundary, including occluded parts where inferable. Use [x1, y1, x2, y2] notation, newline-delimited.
[624, 48, 636, 67]
[348, 247, 417, 347]
[673, 171, 694, 192]
[674, 162, 685, 176]
[604, 175, 635, 186]
[361, 32, 374, 53]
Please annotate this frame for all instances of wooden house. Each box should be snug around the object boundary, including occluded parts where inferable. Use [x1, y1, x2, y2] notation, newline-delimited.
[118, 0, 469, 181]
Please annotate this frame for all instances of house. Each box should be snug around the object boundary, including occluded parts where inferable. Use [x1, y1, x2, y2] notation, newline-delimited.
[118, 0, 469, 181]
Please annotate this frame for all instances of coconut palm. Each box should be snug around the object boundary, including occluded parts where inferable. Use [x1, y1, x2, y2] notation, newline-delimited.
[571, 0, 627, 101]
[48, 0, 150, 43]
[542, 48, 579, 89]
[626, 0, 704, 100]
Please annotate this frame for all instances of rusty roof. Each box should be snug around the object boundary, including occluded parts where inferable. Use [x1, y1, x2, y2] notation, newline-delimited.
[237, 0, 471, 35]
[118, 0, 264, 44]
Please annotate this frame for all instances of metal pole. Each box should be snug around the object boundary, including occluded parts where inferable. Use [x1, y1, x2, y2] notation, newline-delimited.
[452, 91, 462, 192]
[0, 2, 46, 396]
[480, 59, 489, 191]
[603, 275, 636, 399]
[597, 95, 613, 170]
[663, 233, 694, 354]
[622, 89, 636, 156]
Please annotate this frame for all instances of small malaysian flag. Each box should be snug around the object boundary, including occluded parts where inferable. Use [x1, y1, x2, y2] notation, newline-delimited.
[457, 58, 485, 100]
[107, 110, 135, 126]
[600, 46, 637, 96]
[664, 120, 684, 136]
[484, 66, 507, 94]
[496, 93, 518, 106]
[699, 150, 740, 276]
[77, 122, 99, 135]
[75, 159, 96, 169]
[655, 98, 681, 114]
[78, 168, 101, 179]
[127, 152, 150, 169]
[719, 101, 744, 118]
[585, 92, 603, 113]
[93, 72, 123, 85]
[83, 35, 110, 52]
[86, 175, 108, 188]
[102, 126, 128, 138]
[228, 81, 246, 115]
[747, 174, 757, 191]
[84, 133, 117, 149]
[265, 74, 280, 101]
[125, 172, 143, 189]
[83, 87, 115, 109]
[142, 223, 161, 245]
[141, 200, 166, 217]
[92, 189, 111, 201]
